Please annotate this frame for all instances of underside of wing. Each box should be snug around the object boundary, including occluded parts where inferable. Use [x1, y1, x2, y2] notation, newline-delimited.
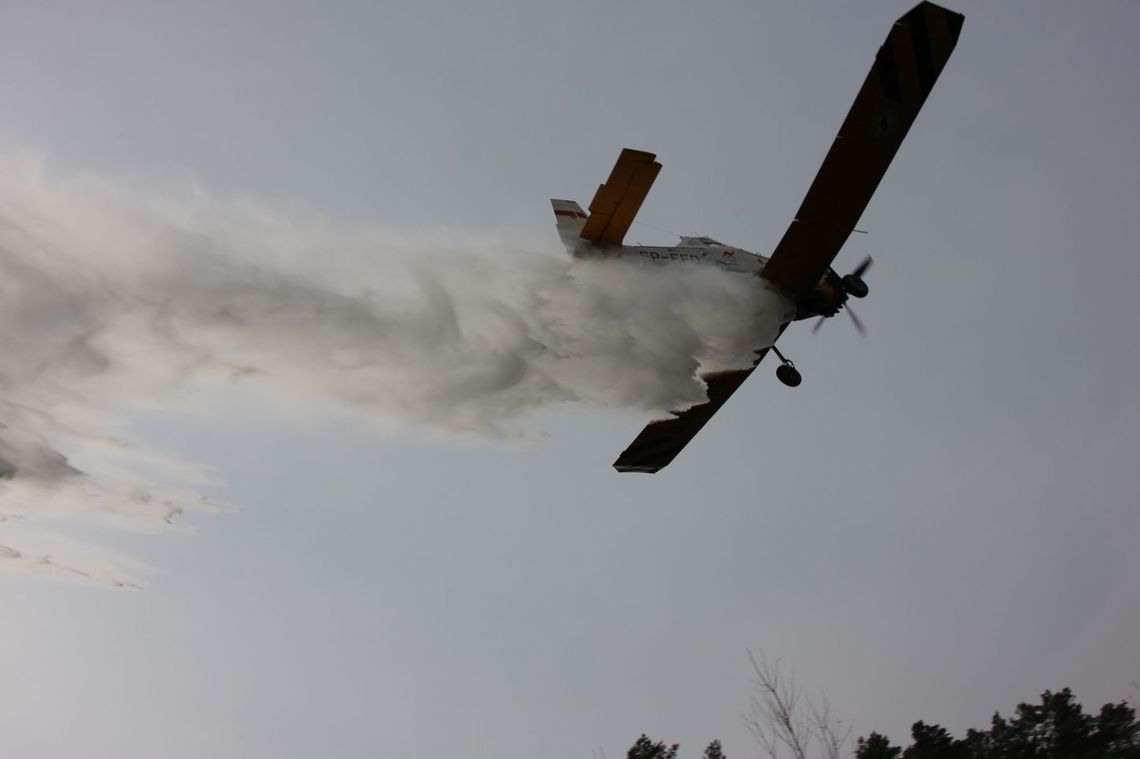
[610, 2, 963, 473]
[760, 1, 964, 296]
[579, 148, 661, 247]
[613, 345, 775, 473]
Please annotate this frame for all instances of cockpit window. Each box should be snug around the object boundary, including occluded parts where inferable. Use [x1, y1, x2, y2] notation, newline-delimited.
[698, 236, 723, 246]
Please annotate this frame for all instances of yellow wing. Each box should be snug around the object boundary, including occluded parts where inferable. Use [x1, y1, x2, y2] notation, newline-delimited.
[578, 148, 661, 247]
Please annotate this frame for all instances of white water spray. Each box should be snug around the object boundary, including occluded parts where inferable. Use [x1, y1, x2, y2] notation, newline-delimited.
[0, 153, 790, 585]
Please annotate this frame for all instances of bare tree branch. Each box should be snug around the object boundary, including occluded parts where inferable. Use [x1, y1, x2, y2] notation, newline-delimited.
[743, 650, 851, 759]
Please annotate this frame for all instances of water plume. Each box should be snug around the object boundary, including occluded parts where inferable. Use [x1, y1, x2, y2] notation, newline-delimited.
[0, 152, 789, 586]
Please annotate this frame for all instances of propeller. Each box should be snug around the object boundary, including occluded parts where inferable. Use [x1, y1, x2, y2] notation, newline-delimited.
[842, 255, 873, 298]
[851, 255, 873, 280]
[811, 255, 874, 336]
[846, 304, 868, 337]
[811, 306, 868, 337]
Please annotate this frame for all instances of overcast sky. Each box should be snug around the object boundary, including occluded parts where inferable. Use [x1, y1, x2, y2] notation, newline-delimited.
[1, 1, 1138, 758]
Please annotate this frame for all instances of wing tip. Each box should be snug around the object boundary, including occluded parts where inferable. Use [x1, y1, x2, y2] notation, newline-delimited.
[908, 2, 965, 46]
[946, 8, 965, 46]
[619, 147, 658, 163]
[613, 433, 682, 474]
[613, 461, 666, 474]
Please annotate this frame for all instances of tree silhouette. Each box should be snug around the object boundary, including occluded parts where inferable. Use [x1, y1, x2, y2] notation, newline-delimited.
[627, 734, 678, 759]
[620, 684, 1139, 759]
[855, 688, 1140, 759]
[622, 735, 724, 759]
[702, 740, 726, 759]
[857, 733, 901, 759]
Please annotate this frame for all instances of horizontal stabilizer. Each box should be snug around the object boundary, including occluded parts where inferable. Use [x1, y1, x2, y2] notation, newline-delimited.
[579, 149, 661, 247]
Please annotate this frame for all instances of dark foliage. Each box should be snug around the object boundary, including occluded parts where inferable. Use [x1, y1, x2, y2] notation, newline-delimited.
[857, 732, 902, 759]
[627, 735, 679, 759]
[855, 688, 1140, 759]
[623, 687, 1137, 759]
[702, 740, 726, 759]
[624, 735, 724, 759]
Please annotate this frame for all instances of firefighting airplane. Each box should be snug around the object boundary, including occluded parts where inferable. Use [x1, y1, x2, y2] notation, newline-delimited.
[552, 1, 963, 473]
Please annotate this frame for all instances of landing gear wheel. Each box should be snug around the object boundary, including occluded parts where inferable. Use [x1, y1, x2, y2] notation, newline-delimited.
[776, 363, 802, 388]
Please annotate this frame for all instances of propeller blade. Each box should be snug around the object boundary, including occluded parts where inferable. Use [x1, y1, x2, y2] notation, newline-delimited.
[846, 304, 868, 337]
[852, 255, 874, 279]
[810, 315, 827, 335]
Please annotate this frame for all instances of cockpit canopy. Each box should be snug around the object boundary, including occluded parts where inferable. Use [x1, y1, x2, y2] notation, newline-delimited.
[679, 235, 725, 248]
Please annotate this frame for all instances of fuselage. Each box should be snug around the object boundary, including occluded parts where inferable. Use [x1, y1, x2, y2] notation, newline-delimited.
[563, 235, 849, 323]
[553, 202, 848, 322]
[565, 235, 767, 275]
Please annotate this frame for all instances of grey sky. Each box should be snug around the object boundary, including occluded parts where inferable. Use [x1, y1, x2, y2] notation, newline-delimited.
[2, 1, 1138, 758]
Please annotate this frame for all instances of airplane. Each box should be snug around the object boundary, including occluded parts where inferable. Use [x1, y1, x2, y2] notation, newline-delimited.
[551, 1, 964, 473]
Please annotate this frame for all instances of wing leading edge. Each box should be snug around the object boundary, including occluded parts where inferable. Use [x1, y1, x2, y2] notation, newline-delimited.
[760, 1, 964, 295]
[613, 1, 963, 473]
